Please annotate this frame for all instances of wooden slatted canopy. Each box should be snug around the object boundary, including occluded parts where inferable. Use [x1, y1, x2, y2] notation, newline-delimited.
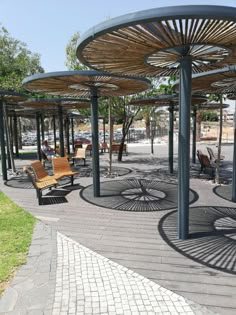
[190, 65, 236, 94]
[22, 70, 151, 97]
[0, 90, 28, 104]
[195, 102, 229, 110]
[20, 98, 90, 111]
[129, 95, 177, 107]
[77, 6, 236, 77]
[130, 94, 207, 108]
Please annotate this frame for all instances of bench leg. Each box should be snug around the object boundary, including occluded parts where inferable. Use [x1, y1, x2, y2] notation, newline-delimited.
[37, 190, 43, 205]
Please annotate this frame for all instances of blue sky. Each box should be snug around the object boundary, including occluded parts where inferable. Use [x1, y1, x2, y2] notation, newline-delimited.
[0, 0, 235, 72]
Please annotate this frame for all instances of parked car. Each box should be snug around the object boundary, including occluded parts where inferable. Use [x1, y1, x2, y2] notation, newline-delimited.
[74, 137, 91, 145]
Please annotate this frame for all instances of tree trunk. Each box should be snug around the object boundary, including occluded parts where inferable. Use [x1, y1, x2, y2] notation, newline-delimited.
[215, 98, 223, 184]
[118, 137, 125, 162]
[196, 112, 202, 141]
[146, 118, 151, 139]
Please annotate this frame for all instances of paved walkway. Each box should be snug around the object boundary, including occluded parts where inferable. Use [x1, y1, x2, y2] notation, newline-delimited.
[0, 143, 235, 315]
[0, 223, 217, 315]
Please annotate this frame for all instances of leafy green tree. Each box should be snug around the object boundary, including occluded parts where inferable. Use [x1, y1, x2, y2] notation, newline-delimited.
[65, 32, 89, 70]
[201, 110, 218, 122]
[0, 25, 44, 91]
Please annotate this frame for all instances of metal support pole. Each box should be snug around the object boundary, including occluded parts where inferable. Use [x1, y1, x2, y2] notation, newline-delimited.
[178, 55, 192, 240]
[0, 101, 7, 180]
[13, 114, 19, 158]
[5, 126, 11, 170]
[168, 106, 174, 173]
[41, 114, 45, 141]
[36, 113, 41, 161]
[53, 115, 57, 150]
[91, 87, 100, 197]
[4, 105, 15, 172]
[103, 118, 106, 143]
[232, 104, 236, 201]
[71, 116, 75, 153]
[192, 108, 197, 164]
[58, 105, 64, 157]
[109, 101, 113, 175]
[65, 116, 70, 155]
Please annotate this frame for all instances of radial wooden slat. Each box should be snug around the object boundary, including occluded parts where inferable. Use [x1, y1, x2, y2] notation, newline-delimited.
[189, 66, 236, 94]
[77, 6, 236, 77]
[0, 90, 28, 104]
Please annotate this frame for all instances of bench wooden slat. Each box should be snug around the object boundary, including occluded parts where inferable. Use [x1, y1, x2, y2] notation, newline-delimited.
[23, 166, 58, 205]
[52, 157, 79, 185]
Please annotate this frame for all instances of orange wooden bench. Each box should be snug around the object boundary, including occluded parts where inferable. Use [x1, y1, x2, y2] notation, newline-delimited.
[23, 166, 58, 205]
[52, 157, 79, 185]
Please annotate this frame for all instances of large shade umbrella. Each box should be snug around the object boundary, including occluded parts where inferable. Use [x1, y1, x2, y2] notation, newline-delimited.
[22, 70, 151, 197]
[0, 90, 28, 180]
[190, 66, 236, 199]
[20, 98, 90, 158]
[76, 5, 236, 239]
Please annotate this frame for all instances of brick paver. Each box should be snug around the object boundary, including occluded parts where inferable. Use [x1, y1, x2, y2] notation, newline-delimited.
[52, 232, 216, 315]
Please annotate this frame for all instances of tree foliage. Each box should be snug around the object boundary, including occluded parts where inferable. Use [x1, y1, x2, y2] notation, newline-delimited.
[0, 25, 44, 91]
[65, 32, 89, 70]
[201, 110, 218, 122]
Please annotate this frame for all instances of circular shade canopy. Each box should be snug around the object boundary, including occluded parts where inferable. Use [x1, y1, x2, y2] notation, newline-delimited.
[172, 94, 207, 105]
[129, 94, 177, 107]
[0, 90, 28, 104]
[130, 94, 207, 109]
[22, 70, 151, 97]
[20, 98, 90, 110]
[77, 5, 236, 77]
[196, 102, 229, 110]
[191, 65, 236, 94]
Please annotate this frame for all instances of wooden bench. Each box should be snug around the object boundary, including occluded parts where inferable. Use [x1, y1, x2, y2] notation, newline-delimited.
[52, 157, 79, 185]
[85, 144, 92, 156]
[206, 147, 225, 163]
[100, 142, 109, 153]
[23, 166, 58, 205]
[30, 159, 78, 186]
[200, 136, 217, 142]
[30, 160, 57, 182]
[111, 143, 128, 155]
[197, 150, 215, 177]
[72, 148, 86, 166]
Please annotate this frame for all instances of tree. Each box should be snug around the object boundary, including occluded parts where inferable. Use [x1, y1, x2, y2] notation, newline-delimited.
[135, 76, 175, 139]
[201, 110, 218, 121]
[65, 32, 89, 70]
[0, 25, 44, 91]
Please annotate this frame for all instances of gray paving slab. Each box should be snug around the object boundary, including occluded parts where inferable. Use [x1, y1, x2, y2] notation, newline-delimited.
[0, 222, 57, 315]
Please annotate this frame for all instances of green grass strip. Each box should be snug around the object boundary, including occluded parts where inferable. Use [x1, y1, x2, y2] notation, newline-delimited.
[0, 192, 36, 295]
